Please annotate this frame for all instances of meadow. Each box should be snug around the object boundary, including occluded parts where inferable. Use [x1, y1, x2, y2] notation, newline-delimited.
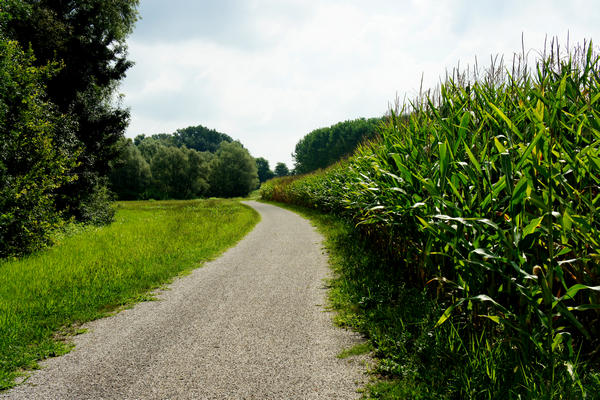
[0, 199, 259, 389]
[261, 41, 600, 398]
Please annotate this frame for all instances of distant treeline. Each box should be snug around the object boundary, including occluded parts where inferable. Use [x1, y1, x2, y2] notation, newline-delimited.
[292, 117, 383, 174]
[112, 116, 380, 202]
[109, 125, 261, 200]
[134, 125, 234, 153]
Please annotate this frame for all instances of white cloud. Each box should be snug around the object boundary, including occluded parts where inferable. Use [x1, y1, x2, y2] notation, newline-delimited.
[121, 0, 600, 168]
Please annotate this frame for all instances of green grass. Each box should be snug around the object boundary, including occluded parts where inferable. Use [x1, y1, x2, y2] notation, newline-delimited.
[0, 198, 259, 390]
[338, 342, 373, 359]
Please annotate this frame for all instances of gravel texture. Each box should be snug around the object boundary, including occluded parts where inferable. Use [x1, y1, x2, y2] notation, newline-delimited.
[3, 201, 368, 399]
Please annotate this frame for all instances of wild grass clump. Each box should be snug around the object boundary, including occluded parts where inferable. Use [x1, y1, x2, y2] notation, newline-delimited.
[262, 40, 600, 398]
[0, 199, 258, 390]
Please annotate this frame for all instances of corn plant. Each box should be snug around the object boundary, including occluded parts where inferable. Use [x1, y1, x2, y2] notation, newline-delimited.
[262, 40, 600, 397]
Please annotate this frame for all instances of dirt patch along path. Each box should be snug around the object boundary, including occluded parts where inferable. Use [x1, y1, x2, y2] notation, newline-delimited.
[3, 201, 367, 399]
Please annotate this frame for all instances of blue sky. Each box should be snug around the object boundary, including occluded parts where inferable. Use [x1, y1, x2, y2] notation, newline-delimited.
[120, 0, 599, 168]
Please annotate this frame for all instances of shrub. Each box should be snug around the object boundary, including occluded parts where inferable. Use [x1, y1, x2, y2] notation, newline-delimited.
[0, 39, 77, 257]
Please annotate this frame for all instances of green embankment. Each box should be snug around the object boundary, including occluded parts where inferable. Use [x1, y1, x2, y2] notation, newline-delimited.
[0, 199, 259, 390]
[261, 42, 600, 399]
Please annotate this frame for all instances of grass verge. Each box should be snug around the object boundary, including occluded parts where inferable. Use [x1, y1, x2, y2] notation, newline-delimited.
[0, 198, 259, 390]
[259, 199, 415, 398]
[338, 342, 373, 359]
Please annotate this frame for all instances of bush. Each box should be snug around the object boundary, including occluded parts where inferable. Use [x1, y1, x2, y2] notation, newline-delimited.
[79, 177, 116, 226]
[0, 39, 77, 257]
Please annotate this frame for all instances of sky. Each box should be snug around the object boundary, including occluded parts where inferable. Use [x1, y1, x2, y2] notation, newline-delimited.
[120, 0, 600, 168]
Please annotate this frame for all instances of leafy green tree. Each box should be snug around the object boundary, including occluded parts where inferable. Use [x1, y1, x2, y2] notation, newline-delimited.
[209, 142, 259, 198]
[150, 146, 212, 199]
[128, 126, 249, 199]
[137, 136, 164, 162]
[255, 157, 275, 183]
[133, 134, 146, 146]
[3, 0, 140, 222]
[128, 131, 225, 200]
[274, 162, 290, 177]
[150, 146, 188, 199]
[0, 39, 77, 257]
[293, 118, 382, 173]
[174, 125, 233, 153]
[148, 133, 178, 148]
[109, 139, 152, 200]
[181, 147, 213, 198]
[135, 125, 232, 160]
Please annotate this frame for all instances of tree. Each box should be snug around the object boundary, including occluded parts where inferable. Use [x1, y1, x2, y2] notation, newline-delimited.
[174, 125, 233, 153]
[109, 139, 152, 200]
[209, 142, 259, 198]
[149, 146, 212, 199]
[124, 127, 235, 200]
[0, 38, 77, 257]
[293, 118, 382, 174]
[148, 133, 178, 148]
[135, 125, 232, 161]
[150, 146, 188, 199]
[137, 136, 164, 162]
[3, 0, 140, 222]
[274, 162, 290, 177]
[181, 147, 212, 198]
[255, 157, 275, 183]
[133, 134, 146, 146]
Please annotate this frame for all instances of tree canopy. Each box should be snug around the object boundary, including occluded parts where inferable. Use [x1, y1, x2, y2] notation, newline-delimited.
[110, 130, 262, 200]
[293, 118, 382, 174]
[135, 124, 233, 154]
[109, 139, 152, 200]
[3, 0, 140, 222]
[174, 125, 233, 153]
[0, 0, 139, 256]
[274, 162, 290, 177]
[255, 157, 275, 183]
[209, 142, 259, 198]
[149, 146, 212, 200]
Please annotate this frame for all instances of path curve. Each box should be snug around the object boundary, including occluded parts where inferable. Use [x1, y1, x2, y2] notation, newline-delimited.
[3, 201, 367, 399]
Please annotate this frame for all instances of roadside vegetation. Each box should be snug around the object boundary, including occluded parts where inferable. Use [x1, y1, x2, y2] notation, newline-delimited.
[262, 41, 600, 398]
[1, 0, 140, 257]
[0, 199, 259, 390]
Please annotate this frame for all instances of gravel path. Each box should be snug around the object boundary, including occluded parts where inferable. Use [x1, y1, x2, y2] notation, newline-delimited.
[3, 201, 368, 399]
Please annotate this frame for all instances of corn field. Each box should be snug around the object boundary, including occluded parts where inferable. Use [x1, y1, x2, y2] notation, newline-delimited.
[262, 40, 600, 398]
